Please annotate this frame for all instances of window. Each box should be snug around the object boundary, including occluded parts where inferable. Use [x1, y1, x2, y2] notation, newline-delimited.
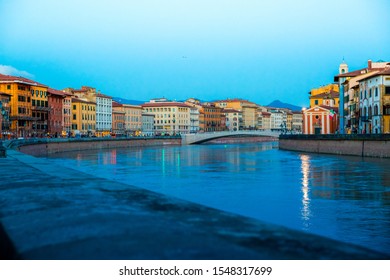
[18, 95, 26, 102]
[369, 89, 372, 98]
[7, 85, 11, 90]
[73, 114, 76, 120]
[32, 99, 36, 106]
[314, 100, 318, 105]
[385, 87, 390, 95]
[375, 87, 378, 97]
[374, 105, 379, 116]
[73, 105, 76, 110]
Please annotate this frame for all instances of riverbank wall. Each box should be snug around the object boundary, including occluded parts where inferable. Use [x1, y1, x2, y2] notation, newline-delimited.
[5, 137, 181, 157]
[279, 134, 390, 158]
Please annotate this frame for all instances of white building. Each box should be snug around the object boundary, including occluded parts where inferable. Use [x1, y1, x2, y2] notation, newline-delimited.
[95, 93, 112, 135]
[357, 67, 390, 134]
[189, 106, 200, 133]
[224, 108, 241, 131]
[269, 109, 287, 130]
[141, 113, 155, 136]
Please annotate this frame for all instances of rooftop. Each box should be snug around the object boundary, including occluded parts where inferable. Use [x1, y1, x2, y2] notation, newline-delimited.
[0, 74, 48, 88]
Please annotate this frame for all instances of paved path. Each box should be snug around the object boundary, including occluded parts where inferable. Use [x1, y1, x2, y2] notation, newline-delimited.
[0, 149, 388, 259]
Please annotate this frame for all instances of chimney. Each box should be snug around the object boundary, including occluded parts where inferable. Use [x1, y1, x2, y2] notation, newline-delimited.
[368, 60, 372, 69]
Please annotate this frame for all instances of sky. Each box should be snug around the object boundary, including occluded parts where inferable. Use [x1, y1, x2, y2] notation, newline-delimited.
[1, 0, 390, 107]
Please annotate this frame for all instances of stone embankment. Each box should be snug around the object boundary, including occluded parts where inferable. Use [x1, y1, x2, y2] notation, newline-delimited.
[279, 134, 390, 158]
[5, 137, 181, 156]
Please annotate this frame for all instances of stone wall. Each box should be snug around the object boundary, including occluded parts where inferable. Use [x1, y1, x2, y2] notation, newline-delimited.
[15, 138, 181, 157]
[279, 134, 390, 158]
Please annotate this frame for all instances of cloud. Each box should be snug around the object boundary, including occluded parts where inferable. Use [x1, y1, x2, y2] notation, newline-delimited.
[0, 65, 34, 78]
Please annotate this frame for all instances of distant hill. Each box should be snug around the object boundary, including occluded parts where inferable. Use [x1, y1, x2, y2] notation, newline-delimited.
[267, 100, 302, 111]
[112, 97, 145, 105]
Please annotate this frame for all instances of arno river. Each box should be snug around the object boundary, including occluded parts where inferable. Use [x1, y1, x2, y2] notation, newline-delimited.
[45, 142, 390, 255]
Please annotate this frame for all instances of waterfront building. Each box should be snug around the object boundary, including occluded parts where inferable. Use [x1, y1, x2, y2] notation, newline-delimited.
[356, 67, 390, 133]
[199, 103, 225, 132]
[292, 111, 303, 132]
[286, 112, 293, 131]
[309, 84, 339, 108]
[223, 108, 241, 131]
[303, 106, 338, 134]
[189, 106, 200, 133]
[214, 98, 258, 130]
[341, 71, 378, 133]
[141, 113, 155, 136]
[122, 104, 142, 136]
[186, 99, 225, 132]
[142, 101, 192, 135]
[0, 74, 48, 138]
[261, 111, 271, 130]
[65, 86, 111, 137]
[47, 88, 72, 137]
[95, 93, 112, 137]
[269, 109, 287, 130]
[71, 97, 96, 136]
[112, 101, 126, 136]
[334, 60, 389, 133]
[0, 92, 11, 139]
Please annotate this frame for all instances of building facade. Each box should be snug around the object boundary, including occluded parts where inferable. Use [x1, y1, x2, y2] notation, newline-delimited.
[0, 92, 11, 139]
[112, 101, 126, 136]
[95, 93, 112, 137]
[224, 108, 240, 131]
[142, 102, 192, 135]
[0, 74, 49, 138]
[71, 98, 96, 136]
[357, 67, 390, 134]
[123, 104, 142, 136]
[141, 113, 155, 136]
[47, 88, 70, 137]
[303, 106, 338, 134]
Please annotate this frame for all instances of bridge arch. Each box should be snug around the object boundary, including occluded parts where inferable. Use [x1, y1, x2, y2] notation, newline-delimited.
[181, 130, 280, 145]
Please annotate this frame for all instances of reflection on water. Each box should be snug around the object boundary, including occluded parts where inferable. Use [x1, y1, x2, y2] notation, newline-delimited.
[46, 142, 390, 255]
[300, 155, 311, 229]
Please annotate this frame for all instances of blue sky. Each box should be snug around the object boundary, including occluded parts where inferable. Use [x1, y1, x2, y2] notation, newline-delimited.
[1, 0, 389, 107]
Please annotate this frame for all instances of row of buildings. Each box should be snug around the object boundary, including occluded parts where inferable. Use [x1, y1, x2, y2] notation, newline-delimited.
[0, 73, 303, 139]
[303, 59, 390, 135]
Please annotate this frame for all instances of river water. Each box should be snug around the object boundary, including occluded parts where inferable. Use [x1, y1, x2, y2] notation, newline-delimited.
[45, 142, 390, 255]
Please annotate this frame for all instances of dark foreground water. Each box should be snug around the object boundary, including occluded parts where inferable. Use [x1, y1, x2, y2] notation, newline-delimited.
[46, 142, 390, 254]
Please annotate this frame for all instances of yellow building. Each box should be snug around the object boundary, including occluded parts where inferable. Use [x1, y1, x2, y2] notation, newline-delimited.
[71, 98, 96, 136]
[214, 98, 259, 129]
[309, 84, 339, 108]
[0, 74, 48, 138]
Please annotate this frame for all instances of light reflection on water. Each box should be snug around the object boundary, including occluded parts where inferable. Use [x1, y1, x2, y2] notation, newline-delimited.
[46, 142, 390, 254]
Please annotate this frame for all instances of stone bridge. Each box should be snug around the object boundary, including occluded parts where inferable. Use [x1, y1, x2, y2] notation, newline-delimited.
[181, 130, 280, 145]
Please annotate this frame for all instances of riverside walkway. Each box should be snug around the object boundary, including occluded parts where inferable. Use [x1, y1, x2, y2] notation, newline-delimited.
[0, 147, 388, 259]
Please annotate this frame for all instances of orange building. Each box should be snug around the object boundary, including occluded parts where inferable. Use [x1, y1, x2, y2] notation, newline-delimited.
[303, 106, 339, 134]
[0, 74, 48, 138]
